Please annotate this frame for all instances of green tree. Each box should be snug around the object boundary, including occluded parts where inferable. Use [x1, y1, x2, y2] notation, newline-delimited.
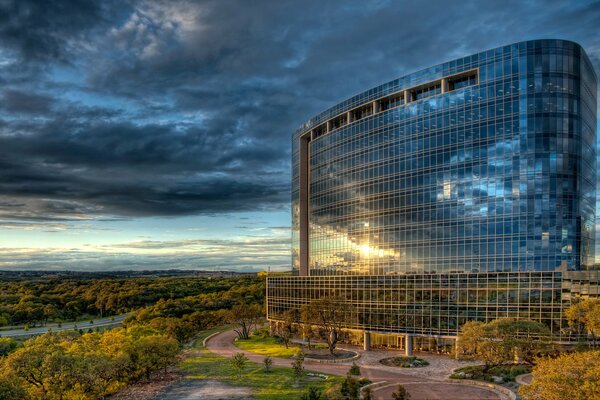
[0, 373, 29, 400]
[5, 333, 78, 400]
[520, 350, 600, 400]
[0, 338, 18, 356]
[231, 352, 248, 379]
[301, 297, 354, 355]
[67, 332, 123, 398]
[277, 309, 298, 348]
[228, 304, 263, 340]
[457, 318, 551, 369]
[300, 321, 315, 349]
[292, 351, 305, 377]
[129, 333, 179, 380]
[566, 299, 600, 344]
[340, 372, 359, 400]
[349, 362, 360, 376]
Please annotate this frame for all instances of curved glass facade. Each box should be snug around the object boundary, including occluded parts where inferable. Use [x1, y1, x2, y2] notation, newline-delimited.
[271, 40, 598, 343]
[292, 39, 596, 276]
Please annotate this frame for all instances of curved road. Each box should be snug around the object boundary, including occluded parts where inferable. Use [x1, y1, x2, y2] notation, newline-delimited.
[0, 314, 128, 338]
[205, 330, 504, 400]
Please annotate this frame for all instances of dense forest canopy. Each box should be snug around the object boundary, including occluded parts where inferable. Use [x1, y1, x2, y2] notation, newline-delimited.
[0, 273, 267, 399]
[0, 272, 264, 326]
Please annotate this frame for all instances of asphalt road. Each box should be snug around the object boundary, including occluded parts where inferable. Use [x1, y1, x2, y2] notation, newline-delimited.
[0, 314, 129, 337]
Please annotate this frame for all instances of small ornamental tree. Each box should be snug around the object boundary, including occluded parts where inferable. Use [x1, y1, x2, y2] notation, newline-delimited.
[263, 356, 273, 372]
[291, 351, 305, 377]
[349, 362, 360, 376]
[230, 352, 248, 379]
[277, 309, 298, 348]
[300, 322, 315, 349]
[301, 297, 354, 355]
[228, 304, 262, 340]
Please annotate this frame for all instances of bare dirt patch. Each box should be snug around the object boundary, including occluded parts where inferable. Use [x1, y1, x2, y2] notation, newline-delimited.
[108, 368, 183, 400]
[148, 379, 253, 400]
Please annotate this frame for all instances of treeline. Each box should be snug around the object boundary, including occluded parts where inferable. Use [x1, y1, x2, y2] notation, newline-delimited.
[0, 274, 261, 326]
[126, 275, 265, 343]
[0, 274, 266, 400]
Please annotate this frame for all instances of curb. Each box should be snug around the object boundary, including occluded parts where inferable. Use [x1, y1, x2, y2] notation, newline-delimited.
[202, 331, 222, 348]
[305, 348, 361, 364]
[359, 381, 387, 399]
[443, 378, 517, 400]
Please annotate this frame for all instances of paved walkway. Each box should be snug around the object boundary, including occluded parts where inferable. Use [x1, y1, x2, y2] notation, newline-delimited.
[205, 330, 506, 400]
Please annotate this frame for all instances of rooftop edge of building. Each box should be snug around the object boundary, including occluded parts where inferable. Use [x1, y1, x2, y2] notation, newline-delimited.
[295, 39, 594, 138]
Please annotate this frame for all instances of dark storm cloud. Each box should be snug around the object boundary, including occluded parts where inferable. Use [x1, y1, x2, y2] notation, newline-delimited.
[0, 0, 599, 222]
[0, 0, 125, 63]
[1, 89, 54, 114]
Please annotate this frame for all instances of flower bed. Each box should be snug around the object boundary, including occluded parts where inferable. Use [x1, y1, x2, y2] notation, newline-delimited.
[379, 356, 430, 368]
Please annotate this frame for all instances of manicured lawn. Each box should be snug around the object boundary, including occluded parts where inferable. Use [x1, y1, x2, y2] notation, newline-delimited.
[181, 334, 342, 400]
[234, 336, 302, 358]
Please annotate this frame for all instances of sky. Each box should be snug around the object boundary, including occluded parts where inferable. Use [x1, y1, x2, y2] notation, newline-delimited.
[0, 0, 599, 272]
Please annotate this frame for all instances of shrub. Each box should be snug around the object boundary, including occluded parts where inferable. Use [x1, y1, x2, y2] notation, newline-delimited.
[263, 356, 273, 372]
[450, 364, 531, 381]
[380, 356, 429, 368]
[300, 386, 323, 400]
[253, 326, 270, 339]
[230, 352, 248, 379]
[349, 362, 360, 375]
[341, 373, 360, 399]
[392, 384, 411, 400]
[292, 351, 305, 377]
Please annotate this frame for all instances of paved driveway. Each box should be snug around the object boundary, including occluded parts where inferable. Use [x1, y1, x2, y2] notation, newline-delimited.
[205, 330, 506, 400]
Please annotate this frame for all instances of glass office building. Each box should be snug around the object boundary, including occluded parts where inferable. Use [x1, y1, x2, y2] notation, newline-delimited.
[267, 40, 598, 348]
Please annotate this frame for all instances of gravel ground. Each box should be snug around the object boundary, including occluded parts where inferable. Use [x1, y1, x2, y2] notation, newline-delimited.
[148, 380, 253, 400]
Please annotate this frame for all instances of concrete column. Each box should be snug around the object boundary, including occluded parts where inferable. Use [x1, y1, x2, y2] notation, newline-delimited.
[363, 331, 371, 351]
[299, 137, 310, 276]
[454, 337, 460, 359]
[347, 111, 353, 123]
[404, 334, 413, 356]
[404, 90, 411, 104]
[441, 78, 449, 94]
[269, 321, 276, 335]
[372, 101, 379, 114]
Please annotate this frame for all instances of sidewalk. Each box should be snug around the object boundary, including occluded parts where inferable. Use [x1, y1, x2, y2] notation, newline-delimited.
[205, 329, 507, 400]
